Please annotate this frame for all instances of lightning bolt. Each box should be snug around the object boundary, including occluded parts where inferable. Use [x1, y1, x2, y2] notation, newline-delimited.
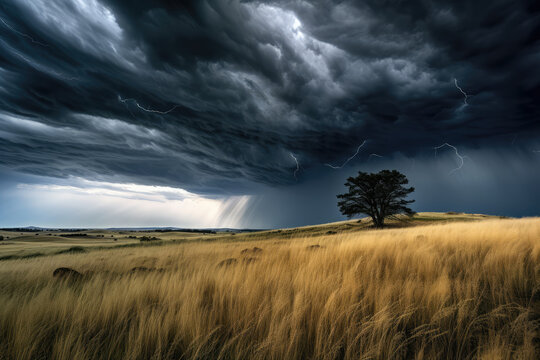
[0, 17, 48, 47]
[368, 153, 383, 160]
[290, 153, 300, 180]
[118, 96, 178, 114]
[324, 140, 367, 169]
[454, 78, 469, 105]
[434, 143, 467, 175]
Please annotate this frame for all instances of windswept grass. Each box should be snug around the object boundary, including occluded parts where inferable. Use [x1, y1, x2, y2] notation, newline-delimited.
[0, 217, 538, 359]
[0, 212, 498, 259]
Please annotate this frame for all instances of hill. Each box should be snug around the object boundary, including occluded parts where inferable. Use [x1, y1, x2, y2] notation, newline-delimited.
[0, 212, 504, 260]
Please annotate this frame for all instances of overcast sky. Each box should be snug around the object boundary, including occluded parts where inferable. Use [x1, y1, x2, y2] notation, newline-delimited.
[0, 0, 539, 228]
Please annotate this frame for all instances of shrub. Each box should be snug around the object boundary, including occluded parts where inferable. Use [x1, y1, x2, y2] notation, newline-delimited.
[139, 236, 160, 242]
[56, 247, 87, 255]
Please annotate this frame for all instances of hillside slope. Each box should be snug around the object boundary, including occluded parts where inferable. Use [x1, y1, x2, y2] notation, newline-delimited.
[0, 216, 538, 359]
[0, 212, 504, 259]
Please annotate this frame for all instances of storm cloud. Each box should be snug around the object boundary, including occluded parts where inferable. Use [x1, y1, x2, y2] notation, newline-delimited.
[0, 0, 539, 225]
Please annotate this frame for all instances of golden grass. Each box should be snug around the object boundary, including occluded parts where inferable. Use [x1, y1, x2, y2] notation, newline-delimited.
[0, 212, 497, 259]
[0, 217, 538, 359]
[0, 229, 218, 258]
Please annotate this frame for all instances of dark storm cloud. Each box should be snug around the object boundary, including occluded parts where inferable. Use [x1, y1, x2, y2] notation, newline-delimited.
[0, 0, 539, 195]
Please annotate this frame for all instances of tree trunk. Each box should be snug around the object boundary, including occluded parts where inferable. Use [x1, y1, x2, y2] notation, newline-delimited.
[371, 215, 385, 228]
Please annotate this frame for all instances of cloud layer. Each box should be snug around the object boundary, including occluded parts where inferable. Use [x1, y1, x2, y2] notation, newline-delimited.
[0, 0, 539, 206]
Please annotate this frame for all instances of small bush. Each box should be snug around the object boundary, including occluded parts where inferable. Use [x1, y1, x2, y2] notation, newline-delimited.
[56, 247, 87, 255]
[139, 236, 160, 242]
[0, 236, 4, 241]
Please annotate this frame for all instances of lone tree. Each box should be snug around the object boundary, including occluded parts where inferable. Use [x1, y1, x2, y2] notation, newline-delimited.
[337, 170, 415, 228]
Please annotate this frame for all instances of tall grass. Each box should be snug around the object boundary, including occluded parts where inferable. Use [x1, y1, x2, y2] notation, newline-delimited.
[0, 218, 538, 359]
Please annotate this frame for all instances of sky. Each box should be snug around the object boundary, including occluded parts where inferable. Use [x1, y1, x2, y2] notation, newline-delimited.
[0, 0, 539, 228]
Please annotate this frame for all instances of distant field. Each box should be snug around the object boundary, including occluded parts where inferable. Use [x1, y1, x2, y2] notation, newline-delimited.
[0, 229, 219, 259]
[0, 212, 502, 260]
[0, 213, 538, 359]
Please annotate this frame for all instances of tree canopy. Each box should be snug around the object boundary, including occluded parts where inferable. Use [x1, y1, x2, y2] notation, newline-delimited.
[337, 170, 415, 228]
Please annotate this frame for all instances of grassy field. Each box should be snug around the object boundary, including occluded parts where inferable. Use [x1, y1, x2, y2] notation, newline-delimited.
[0, 213, 538, 359]
[0, 212, 501, 259]
[0, 229, 219, 259]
